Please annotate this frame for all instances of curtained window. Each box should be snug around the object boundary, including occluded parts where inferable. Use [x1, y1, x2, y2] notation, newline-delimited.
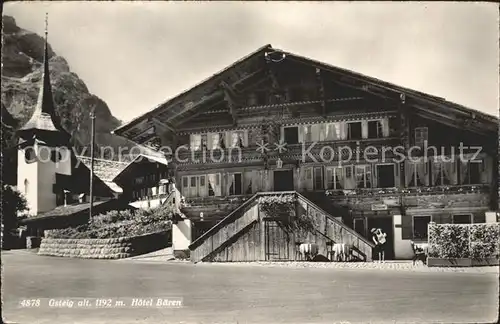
[432, 157, 456, 186]
[303, 125, 312, 143]
[460, 160, 483, 185]
[355, 165, 371, 188]
[326, 166, 344, 189]
[406, 160, 429, 187]
[207, 133, 220, 150]
[190, 134, 202, 151]
[208, 173, 221, 197]
[229, 131, 247, 148]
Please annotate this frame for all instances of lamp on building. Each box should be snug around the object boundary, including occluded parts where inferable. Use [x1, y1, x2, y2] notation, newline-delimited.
[200, 212, 204, 222]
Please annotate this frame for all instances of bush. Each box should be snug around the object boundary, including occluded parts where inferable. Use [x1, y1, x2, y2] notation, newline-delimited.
[47, 205, 178, 239]
[428, 223, 500, 259]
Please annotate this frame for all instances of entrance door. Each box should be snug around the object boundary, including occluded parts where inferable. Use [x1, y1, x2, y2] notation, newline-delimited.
[265, 221, 290, 260]
[273, 170, 294, 191]
[368, 216, 394, 260]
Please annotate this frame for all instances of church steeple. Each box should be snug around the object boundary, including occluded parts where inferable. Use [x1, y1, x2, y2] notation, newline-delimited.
[18, 13, 70, 145]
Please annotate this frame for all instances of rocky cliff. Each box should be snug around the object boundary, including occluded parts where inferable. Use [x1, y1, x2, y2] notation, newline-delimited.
[1, 15, 135, 159]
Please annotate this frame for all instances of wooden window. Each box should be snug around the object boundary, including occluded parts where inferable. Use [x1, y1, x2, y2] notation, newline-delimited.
[376, 164, 395, 188]
[453, 214, 472, 224]
[321, 123, 338, 141]
[407, 161, 428, 187]
[229, 130, 247, 148]
[190, 134, 202, 151]
[431, 157, 456, 186]
[284, 127, 299, 145]
[414, 127, 428, 148]
[229, 173, 243, 195]
[208, 133, 220, 150]
[355, 165, 371, 188]
[368, 120, 383, 138]
[326, 166, 343, 190]
[347, 122, 362, 140]
[461, 160, 483, 185]
[302, 125, 312, 143]
[208, 173, 221, 197]
[313, 167, 323, 190]
[413, 216, 431, 239]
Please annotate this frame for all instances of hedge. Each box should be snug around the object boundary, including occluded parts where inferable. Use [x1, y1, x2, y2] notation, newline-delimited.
[45, 205, 178, 239]
[428, 223, 500, 259]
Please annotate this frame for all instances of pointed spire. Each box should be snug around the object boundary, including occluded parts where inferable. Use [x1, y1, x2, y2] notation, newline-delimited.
[18, 13, 70, 144]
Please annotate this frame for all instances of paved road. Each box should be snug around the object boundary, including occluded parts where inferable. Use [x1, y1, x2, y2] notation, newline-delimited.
[2, 251, 499, 324]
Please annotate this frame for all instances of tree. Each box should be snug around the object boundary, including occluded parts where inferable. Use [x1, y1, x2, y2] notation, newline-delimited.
[1, 185, 28, 249]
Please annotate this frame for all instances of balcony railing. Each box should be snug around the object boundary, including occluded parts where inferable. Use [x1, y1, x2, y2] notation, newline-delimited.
[173, 137, 401, 164]
[325, 184, 490, 199]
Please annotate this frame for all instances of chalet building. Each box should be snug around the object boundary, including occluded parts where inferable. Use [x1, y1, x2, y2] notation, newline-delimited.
[112, 44, 498, 261]
[111, 153, 171, 209]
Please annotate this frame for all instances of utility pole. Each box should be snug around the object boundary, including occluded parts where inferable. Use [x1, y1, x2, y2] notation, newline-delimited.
[89, 110, 96, 223]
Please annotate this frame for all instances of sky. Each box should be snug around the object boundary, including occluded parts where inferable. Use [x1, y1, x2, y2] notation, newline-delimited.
[4, 2, 499, 123]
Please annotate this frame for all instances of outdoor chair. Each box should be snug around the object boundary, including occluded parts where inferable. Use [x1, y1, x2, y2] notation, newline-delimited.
[410, 241, 427, 265]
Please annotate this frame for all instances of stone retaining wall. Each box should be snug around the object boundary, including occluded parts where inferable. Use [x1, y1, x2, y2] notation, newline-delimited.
[38, 231, 171, 259]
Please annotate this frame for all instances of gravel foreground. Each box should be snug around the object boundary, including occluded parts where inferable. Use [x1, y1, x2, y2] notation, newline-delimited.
[193, 260, 499, 273]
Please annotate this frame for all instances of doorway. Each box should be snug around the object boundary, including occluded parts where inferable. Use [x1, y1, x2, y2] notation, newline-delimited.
[273, 170, 294, 191]
[368, 216, 394, 260]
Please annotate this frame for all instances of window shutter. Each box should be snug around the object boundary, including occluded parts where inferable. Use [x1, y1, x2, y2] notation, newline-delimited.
[243, 130, 249, 147]
[326, 168, 333, 189]
[401, 215, 413, 240]
[361, 120, 368, 139]
[381, 119, 390, 137]
[298, 126, 304, 143]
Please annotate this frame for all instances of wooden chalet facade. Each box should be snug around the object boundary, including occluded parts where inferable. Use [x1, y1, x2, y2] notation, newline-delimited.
[114, 44, 498, 260]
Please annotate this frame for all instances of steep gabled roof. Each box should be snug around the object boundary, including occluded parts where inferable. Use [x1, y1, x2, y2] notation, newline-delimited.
[113, 44, 497, 140]
[112, 44, 273, 136]
[76, 156, 128, 193]
[112, 153, 169, 183]
[17, 16, 71, 144]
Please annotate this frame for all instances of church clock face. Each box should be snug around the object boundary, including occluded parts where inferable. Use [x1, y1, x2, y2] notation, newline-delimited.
[24, 148, 37, 164]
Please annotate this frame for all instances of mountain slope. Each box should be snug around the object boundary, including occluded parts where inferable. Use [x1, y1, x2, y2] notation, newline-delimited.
[1, 15, 135, 160]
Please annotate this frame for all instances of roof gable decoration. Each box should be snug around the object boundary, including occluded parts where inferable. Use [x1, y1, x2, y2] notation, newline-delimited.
[113, 44, 497, 142]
